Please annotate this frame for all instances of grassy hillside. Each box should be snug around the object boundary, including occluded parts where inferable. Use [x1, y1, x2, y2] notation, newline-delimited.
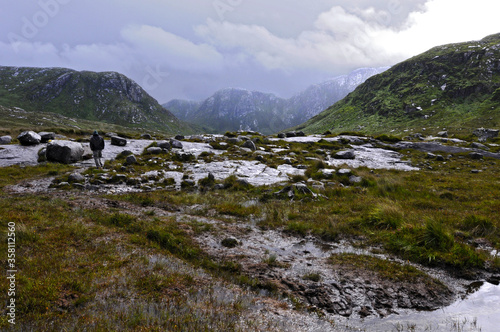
[0, 66, 194, 134]
[296, 33, 500, 136]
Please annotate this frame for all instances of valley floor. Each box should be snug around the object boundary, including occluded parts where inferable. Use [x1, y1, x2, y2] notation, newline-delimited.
[1, 132, 499, 331]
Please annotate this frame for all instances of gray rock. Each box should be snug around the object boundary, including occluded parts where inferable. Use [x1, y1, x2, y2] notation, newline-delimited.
[141, 133, 152, 139]
[437, 131, 448, 138]
[126, 155, 137, 165]
[37, 147, 47, 162]
[277, 133, 286, 138]
[46, 141, 84, 164]
[170, 139, 183, 149]
[473, 128, 499, 142]
[147, 147, 162, 154]
[68, 173, 85, 183]
[157, 140, 171, 150]
[174, 135, 185, 140]
[349, 175, 363, 184]
[242, 140, 256, 151]
[221, 237, 239, 248]
[226, 137, 242, 144]
[17, 131, 41, 145]
[285, 132, 297, 138]
[105, 132, 117, 137]
[334, 150, 356, 160]
[0, 135, 12, 145]
[111, 136, 127, 146]
[468, 152, 484, 160]
[471, 142, 489, 150]
[436, 155, 445, 161]
[296, 131, 306, 137]
[426, 153, 436, 159]
[337, 169, 352, 175]
[38, 132, 56, 143]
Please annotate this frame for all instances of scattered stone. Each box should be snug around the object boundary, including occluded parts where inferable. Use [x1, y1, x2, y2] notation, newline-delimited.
[111, 136, 127, 146]
[105, 132, 117, 137]
[117, 150, 134, 158]
[0, 135, 12, 145]
[221, 237, 239, 248]
[426, 153, 436, 159]
[285, 132, 297, 138]
[473, 128, 499, 142]
[436, 155, 445, 161]
[277, 133, 286, 139]
[125, 155, 137, 165]
[141, 133, 152, 139]
[468, 152, 484, 160]
[170, 139, 183, 149]
[226, 137, 242, 144]
[242, 140, 257, 151]
[157, 140, 171, 150]
[147, 147, 162, 154]
[46, 141, 84, 164]
[174, 135, 185, 140]
[37, 147, 47, 162]
[68, 173, 85, 183]
[17, 131, 41, 145]
[72, 183, 85, 190]
[349, 175, 363, 184]
[471, 169, 482, 174]
[296, 131, 306, 137]
[38, 132, 56, 143]
[471, 142, 489, 150]
[334, 150, 356, 160]
[437, 131, 448, 138]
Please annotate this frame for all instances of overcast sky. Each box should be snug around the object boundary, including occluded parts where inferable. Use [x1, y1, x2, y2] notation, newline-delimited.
[1, 0, 500, 103]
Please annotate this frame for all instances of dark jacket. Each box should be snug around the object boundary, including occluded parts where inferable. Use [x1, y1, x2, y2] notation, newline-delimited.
[90, 134, 105, 151]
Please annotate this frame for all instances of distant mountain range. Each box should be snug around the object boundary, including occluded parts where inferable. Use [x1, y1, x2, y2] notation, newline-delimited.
[0, 66, 193, 134]
[296, 33, 500, 135]
[164, 67, 388, 134]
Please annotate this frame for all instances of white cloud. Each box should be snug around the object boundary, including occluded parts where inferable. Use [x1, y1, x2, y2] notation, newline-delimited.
[195, 0, 500, 74]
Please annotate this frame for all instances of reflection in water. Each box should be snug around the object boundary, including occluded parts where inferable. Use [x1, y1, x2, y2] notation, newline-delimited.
[359, 282, 500, 332]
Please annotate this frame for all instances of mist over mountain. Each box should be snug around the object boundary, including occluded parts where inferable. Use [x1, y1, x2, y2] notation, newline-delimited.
[164, 67, 388, 134]
[296, 33, 500, 135]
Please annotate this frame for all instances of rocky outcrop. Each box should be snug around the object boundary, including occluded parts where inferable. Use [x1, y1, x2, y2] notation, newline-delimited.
[473, 128, 499, 142]
[46, 141, 84, 164]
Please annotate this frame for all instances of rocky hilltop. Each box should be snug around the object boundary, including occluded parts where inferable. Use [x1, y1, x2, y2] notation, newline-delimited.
[296, 33, 500, 134]
[164, 67, 387, 134]
[0, 66, 192, 134]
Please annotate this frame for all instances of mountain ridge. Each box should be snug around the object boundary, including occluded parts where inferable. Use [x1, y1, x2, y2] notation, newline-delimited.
[295, 33, 500, 135]
[0, 66, 194, 134]
[164, 67, 388, 134]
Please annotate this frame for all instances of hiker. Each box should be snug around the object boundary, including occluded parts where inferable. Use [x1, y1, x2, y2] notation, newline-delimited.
[89, 130, 105, 168]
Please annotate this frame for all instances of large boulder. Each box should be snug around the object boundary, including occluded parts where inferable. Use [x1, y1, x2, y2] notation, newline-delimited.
[0, 135, 12, 145]
[17, 131, 41, 145]
[473, 128, 499, 142]
[46, 141, 84, 164]
[111, 136, 127, 146]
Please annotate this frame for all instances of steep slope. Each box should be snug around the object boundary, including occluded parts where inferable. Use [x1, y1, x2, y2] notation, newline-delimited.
[297, 33, 500, 135]
[0, 66, 192, 134]
[164, 67, 386, 134]
[285, 67, 389, 125]
[192, 88, 287, 134]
